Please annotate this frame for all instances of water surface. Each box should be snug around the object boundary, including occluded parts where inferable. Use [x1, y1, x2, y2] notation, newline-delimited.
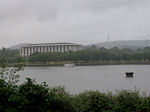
[20, 65, 150, 94]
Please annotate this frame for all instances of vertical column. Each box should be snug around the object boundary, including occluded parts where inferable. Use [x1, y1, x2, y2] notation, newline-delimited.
[28, 47, 30, 56]
[32, 47, 35, 53]
[37, 47, 38, 52]
[73, 45, 76, 51]
[57, 46, 59, 52]
[29, 47, 30, 56]
[42, 46, 43, 52]
[50, 46, 52, 52]
[25, 47, 27, 57]
[29, 47, 31, 55]
[26, 47, 28, 56]
[23, 48, 25, 57]
[55, 46, 57, 52]
[68, 45, 71, 51]
[56, 46, 58, 52]
[67, 45, 69, 52]
[45, 46, 47, 52]
[67, 45, 69, 51]
[32, 47, 34, 53]
[48, 46, 50, 52]
[53, 46, 54, 52]
[44, 46, 46, 52]
[63, 46, 65, 52]
[54, 46, 57, 52]
[19, 49, 21, 56]
[69, 45, 71, 51]
[41, 46, 43, 53]
[51, 46, 53, 52]
[43, 46, 45, 53]
[33, 47, 35, 53]
[71, 45, 73, 51]
[30, 47, 32, 54]
[68, 45, 70, 51]
[34, 47, 36, 52]
[43, 46, 45, 52]
[38, 46, 40, 52]
[62, 45, 64, 52]
[64, 45, 65, 52]
[60, 46, 61, 52]
[24, 48, 25, 57]
[30, 47, 32, 55]
[31, 47, 33, 54]
[52, 46, 54, 52]
[21, 48, 24, 56]
[36, 47, 38, 52]
[64, 45, 66, 52]
[40, 46, 42, 53]
[27, 47, 29, 56]
[26, 47, 27, 56]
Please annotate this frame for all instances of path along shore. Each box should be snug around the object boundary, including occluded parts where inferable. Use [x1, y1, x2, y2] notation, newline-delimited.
[2, 61, 150, 67]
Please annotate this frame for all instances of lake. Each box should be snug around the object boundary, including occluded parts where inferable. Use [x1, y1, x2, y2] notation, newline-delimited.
[20, 65, 150, 94]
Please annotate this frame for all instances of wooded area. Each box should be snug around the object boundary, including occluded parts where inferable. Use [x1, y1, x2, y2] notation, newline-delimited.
[1, 47, 150, 63]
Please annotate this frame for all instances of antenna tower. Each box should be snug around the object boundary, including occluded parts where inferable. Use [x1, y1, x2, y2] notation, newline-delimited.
[107, 32, 110, 42]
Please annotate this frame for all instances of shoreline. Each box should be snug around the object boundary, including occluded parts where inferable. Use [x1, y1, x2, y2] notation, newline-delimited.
[2, 61, 150, 67]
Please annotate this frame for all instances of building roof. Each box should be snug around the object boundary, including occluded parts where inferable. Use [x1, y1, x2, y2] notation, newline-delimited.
[22, 42, 82, 47]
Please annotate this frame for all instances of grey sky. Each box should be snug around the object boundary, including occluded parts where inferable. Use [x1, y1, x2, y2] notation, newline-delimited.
[0, 0, 150, 48]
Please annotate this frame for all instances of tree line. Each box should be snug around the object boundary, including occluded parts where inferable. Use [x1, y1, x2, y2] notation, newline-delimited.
[28, 47, 150, 62]
[0, 48, 20, 63]
[1, 46, 150, 63]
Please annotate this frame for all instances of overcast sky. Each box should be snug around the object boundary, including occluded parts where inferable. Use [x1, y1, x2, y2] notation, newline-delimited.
[0, 0, 150, 48]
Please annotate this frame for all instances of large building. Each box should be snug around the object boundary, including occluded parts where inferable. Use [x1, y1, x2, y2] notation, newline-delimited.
[20, 43, 82, 57]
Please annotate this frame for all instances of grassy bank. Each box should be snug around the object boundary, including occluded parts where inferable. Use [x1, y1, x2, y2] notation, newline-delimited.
[2, 61, 150, 67]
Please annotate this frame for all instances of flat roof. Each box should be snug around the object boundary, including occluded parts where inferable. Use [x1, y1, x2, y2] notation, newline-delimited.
[22, 42, 82, 47]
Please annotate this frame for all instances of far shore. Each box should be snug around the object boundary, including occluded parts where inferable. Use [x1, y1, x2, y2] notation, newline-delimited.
[1, 61, 150, 67]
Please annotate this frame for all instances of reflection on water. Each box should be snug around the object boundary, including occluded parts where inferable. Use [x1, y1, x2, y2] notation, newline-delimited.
[125, 76, 134, 81]
[19, 65, 150, 94]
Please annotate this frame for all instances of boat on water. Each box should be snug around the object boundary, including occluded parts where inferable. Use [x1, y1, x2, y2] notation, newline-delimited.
[125, 72, 134, 77]
[64, 63, 75, 67]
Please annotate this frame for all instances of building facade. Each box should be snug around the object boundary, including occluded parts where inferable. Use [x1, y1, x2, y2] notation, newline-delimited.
[20, 43, 82, 57]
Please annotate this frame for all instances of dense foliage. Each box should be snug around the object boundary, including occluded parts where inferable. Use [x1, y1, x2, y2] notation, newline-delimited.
[0, 48, 20, 63]
[28, 47, 150, 62]
[0, 78, 150, 112]
[1, 47, 150, 63]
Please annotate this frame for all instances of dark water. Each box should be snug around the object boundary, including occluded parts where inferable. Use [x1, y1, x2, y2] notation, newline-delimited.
[20, 65, 150, 94]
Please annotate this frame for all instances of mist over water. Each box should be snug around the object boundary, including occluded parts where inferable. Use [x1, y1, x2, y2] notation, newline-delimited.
[19, 65, 150, 94]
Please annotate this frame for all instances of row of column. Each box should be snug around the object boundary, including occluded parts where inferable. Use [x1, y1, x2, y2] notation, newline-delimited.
[21, 45, 79, 57]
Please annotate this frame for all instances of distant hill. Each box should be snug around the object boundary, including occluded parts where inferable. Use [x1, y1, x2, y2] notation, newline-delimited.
[93, 40, 150, 49]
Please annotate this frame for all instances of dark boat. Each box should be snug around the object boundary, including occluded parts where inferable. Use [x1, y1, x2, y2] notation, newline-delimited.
[125, 72, 134, 77]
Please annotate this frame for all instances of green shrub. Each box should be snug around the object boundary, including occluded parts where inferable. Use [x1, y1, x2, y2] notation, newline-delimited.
[74, 90, 114, 112]
[0, 77, 150, 112]
[113, 90, 142, 112]
[0, 78, 76, 112]
[0, 79, 14, 112]
[6, 78, 49, 112]
[46, 86, 77, 112]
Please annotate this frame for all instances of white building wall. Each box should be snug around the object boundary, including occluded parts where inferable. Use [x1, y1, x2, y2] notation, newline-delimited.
[20, 43, 82, 57]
